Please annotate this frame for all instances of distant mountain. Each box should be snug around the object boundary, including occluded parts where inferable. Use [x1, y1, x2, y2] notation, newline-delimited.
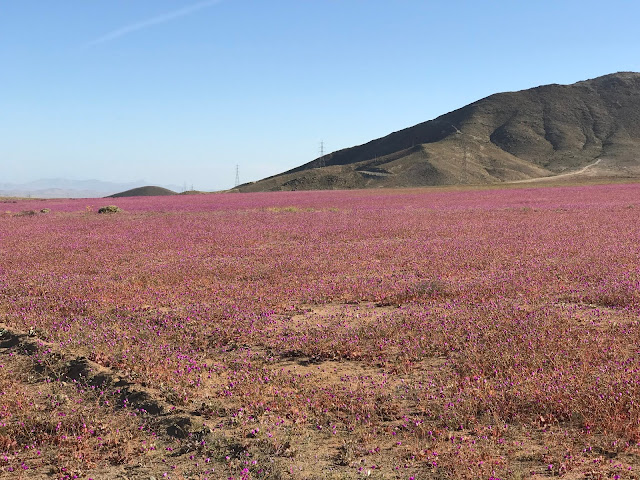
[237, 72, 640, 191]
[0, 179, 183, 198]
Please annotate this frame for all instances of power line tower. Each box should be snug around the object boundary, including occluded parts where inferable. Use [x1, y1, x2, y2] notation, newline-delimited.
[462, 145, 469, 184]
[234, 165, 240, 187]
[318, 141, 327, 168]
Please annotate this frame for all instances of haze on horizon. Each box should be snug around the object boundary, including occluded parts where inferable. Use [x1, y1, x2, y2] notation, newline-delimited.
[2, 0, 640, 191]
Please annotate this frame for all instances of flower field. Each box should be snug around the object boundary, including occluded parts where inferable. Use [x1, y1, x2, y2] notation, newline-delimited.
[1, 183, 640, 479]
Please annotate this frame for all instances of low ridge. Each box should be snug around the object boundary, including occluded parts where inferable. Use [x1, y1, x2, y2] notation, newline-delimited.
[237, 72, 640, 191]
[108, 186, 177, 198]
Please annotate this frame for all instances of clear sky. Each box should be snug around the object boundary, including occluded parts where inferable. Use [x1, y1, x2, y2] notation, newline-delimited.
[2, 0, 640, 190]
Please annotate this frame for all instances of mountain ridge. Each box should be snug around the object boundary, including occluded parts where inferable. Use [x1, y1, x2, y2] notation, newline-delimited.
[237, 72, 640, 191]
[0, 179, 184, 199]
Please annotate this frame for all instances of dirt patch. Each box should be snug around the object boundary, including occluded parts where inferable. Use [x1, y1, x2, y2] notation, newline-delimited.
[554, 301, 640, 328]
[0, 323, 197, 433]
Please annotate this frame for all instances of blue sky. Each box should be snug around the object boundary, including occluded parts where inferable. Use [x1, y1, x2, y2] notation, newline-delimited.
[2, 0, 640, 190]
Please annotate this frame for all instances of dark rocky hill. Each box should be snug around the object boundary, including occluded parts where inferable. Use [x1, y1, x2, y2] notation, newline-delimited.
[237, 72, 640, 191]
[108, 186, 176, 198]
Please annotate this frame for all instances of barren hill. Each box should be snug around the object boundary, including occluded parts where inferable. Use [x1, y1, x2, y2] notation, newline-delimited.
[108, 186, 176, 198]
[238, 72, 640, 191]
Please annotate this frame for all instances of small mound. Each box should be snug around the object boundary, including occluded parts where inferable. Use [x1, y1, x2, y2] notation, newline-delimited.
[108, 186, 176, 198]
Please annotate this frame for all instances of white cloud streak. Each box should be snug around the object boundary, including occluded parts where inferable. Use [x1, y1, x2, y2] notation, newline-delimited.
[86, 0, 223, 48]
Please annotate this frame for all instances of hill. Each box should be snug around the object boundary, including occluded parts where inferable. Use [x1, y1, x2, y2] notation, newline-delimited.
[108, 186, 177, 198]
[237, 72, 640, 191]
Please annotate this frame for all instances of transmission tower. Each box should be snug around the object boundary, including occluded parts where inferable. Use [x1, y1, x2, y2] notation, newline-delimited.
[462, 145, 469, 184]
[319, 141, 326, 168]
[234, 165, 240, 187]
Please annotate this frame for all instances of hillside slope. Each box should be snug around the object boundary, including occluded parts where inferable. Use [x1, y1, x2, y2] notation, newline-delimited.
[238, 72, 640, 191]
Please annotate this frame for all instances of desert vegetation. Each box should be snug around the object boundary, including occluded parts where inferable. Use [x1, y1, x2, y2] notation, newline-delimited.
[97, 205, 123, 214]
[1, 184, 640, 479]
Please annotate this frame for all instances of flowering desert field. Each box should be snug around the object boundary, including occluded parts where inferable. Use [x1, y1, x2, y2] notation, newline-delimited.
[2, 184, 640, 479]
